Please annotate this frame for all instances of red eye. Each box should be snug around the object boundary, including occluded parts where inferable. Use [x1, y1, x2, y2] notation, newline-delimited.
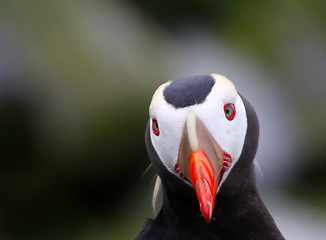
[224, 104, 236, 121]
[152, 118, 160, 136]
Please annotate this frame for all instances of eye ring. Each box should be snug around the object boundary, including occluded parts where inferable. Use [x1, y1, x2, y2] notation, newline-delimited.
[224, 104, 236, 121]
[152, 118, 160, 136]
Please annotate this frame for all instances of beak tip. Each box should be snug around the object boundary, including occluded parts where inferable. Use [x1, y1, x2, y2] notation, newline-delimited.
[200, 201, 213, 223]
[190, 151, 217, 224]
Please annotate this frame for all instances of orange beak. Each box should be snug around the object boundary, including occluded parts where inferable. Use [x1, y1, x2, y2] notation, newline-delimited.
[177, 112, 225, 223]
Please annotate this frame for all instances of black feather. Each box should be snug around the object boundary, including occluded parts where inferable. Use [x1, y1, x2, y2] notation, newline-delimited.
[163, 75, 215, 108]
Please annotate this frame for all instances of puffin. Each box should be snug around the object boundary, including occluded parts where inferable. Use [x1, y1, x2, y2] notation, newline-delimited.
[137, 74, 284, 240]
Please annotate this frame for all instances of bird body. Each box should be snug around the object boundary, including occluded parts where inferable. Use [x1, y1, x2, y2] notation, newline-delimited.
[137, 74, 284, 240]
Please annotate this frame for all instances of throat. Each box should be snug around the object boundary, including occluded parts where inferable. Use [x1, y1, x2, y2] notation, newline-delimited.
[157, 166, 284, 239]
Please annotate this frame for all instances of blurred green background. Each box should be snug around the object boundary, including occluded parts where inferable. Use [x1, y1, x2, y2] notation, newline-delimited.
[0, 1, 326, 239]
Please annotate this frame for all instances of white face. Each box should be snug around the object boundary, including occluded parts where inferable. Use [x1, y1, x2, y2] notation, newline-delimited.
[149, 74, 248, 192]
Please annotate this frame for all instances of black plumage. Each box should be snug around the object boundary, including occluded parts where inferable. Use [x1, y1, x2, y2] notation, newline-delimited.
[163, 75, 215, 108]
[137, 88, 284, 239]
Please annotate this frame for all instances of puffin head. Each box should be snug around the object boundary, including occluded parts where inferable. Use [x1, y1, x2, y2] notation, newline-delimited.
[146, 74, 258, 223]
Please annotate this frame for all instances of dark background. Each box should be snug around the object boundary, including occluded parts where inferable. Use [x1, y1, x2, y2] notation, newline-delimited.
[0, 1, 326, 239]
